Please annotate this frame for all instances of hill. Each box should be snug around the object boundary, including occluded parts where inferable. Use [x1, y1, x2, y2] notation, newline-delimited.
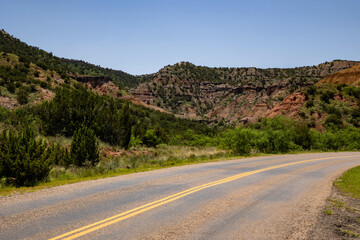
[1, 29, 359, 129]
[130, 61, 360, 123]
[0, 29, 140, 88]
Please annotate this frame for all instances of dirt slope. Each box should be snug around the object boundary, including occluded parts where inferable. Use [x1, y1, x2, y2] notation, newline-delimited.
[318, 64, 360, 85]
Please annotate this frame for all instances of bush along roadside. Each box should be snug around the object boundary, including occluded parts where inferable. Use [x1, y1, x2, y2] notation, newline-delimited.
[220, 116, 360, 155]
[0, 127, 52, 186]
[0, 125, 101, 187]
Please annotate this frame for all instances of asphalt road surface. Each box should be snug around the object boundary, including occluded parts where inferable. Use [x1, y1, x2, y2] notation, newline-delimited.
[1, 152, 360, 240]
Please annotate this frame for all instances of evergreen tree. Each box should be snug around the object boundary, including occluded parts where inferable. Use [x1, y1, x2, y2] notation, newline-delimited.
[70, 126, 99, 167]
[16, 87, 29, 105]
[120, 102, 132, 149]
[0, 127, 51, 186]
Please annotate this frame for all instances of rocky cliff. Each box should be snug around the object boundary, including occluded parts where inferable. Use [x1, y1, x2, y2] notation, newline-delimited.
[130, 60, 360, 123]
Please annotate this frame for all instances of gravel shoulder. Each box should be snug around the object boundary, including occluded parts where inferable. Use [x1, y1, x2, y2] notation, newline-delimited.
[310, 186, 360, 239]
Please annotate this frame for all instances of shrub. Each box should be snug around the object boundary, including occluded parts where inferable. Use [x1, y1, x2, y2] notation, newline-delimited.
[16, 86, 29, 105]
[70, 126, 99, 167]
[221, 127, 255, 155]
[351, 107, 360, 127]
[343, 127, 360, 150]
[317, 131, 344, 150]
[129, 134, 143, 148]
[6, 82, 15, 93]
[320, 91, 335, 104]
[48, 143, 72, 166]
[305, 85, 317, 98]
[0, 127, 51, 186]
[143, 129, 160, 147]
[253, 129, 295, 153]
[305, 100, 314, 108]
[324, 114, 343, 129]
[291, 122, 313, 150]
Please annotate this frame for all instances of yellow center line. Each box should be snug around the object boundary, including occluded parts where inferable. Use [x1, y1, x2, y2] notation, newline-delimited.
[50, 155, 360, 240]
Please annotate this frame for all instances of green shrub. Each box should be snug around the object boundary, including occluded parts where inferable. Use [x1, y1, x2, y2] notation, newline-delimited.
[342, 127, 360, 150]
[324, 114, 343, 129]
[291, 122, 313, 150]
[129, 135, 143, 148]
[351, 107, 360, 127]
[304, 85, 317, 99]
[317, 131, 345, 150]
[0, 127, 51, 186]
[221, 127, 255, 155]
[16, 86, 29, 105]
[143, 129, 160, 147]
[253, 129, 296, 153]
[70, 126, 99, 167]
[6, 82, 15, 93]
[305, 100, 314, 108]
[320, 91, 335, 104]
[48, 143, 72, 166]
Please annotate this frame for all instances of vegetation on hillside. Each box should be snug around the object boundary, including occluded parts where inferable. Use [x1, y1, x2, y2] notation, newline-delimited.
[298, 83, 360, 129]
[159, 61, 334, 85]
[0, 30, 140, 88]
[131, 61, 359, 121]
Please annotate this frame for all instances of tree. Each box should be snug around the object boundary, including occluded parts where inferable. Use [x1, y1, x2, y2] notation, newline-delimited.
[120, 103, 132, 149]
[16, 87, 29, 105]
[0, 127, 51, 186]
[70, 126, 99, 167]
[292, 122, 313, 150]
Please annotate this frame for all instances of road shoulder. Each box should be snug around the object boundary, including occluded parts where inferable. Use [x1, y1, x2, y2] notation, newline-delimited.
[309, 186, 360, 239]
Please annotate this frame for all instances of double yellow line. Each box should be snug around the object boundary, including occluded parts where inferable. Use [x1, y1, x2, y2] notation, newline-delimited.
[50, 155, 359, 240]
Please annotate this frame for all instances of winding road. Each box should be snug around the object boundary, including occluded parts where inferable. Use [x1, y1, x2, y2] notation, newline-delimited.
[1, 152, 360, 240]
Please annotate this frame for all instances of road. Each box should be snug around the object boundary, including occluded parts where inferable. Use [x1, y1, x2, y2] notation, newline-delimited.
[1, 152, 360, 240]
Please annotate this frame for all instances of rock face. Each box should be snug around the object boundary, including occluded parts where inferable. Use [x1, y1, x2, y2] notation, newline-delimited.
[130, 60, 360, 123]
[76, 76, 121, 98]
[266, 92, 306, 118]
[76, 75, 171, 113]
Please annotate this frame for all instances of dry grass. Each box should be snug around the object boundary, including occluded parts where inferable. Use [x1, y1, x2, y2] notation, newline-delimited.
[0, 145, 233, 196]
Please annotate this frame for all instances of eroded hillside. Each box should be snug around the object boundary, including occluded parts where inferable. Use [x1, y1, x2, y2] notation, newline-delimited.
[318, 64, 360, 85]
[131, 61, 360, 123]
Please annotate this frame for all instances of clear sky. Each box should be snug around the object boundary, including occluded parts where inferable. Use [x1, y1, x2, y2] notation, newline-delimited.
[1, 0, 359, 75]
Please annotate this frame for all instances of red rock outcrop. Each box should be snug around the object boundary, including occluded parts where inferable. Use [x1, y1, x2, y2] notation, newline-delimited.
[266, 92, 306, 118]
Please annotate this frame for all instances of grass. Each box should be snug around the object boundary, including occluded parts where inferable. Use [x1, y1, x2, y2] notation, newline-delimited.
[327, 197, 346, 208]
[0, 146, 247, 196]
[335, 165, 360, 199]
[0, 147, 327, 197]
[324, 206, 333, 215]
[340, 228, 360, 238]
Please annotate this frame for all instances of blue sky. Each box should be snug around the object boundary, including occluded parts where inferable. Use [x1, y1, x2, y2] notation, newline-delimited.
[1, 0, 359, 75]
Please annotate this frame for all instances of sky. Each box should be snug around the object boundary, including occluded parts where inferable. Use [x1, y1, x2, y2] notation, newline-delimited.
[1, 0, 360, 75]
